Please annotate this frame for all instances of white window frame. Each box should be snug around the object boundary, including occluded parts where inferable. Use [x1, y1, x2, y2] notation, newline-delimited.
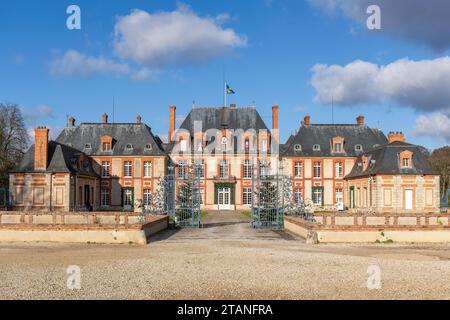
[313, 162, 321, 178]
[102, 161, 110, 178]
[294, 161, 303, 178]
[178, 160, 188, 179]
[124, 161, 132, 177]
[144, 161, 152, 178]
[219, 160, 229, 178]
[101, 188, 110, 207]
[243, 187, 252, 205]
[243, 160, 252, 179]
[294, 189, 303, 204]
[143, 189, 152, 207]
[335, 162, 343, 178]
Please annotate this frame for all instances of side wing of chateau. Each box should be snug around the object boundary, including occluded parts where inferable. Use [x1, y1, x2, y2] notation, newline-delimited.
[7, 104, 441, 214]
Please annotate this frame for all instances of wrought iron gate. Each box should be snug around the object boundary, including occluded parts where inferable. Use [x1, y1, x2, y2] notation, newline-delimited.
[145, 164, 202, 228]
[251, 170, 285, 229]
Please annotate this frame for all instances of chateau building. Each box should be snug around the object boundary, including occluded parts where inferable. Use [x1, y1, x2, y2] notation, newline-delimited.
[346, 137, 440, 213]
[7, 105, 440, 214]
[280, 115, 388, 210]
[9, 115, 167, 211]
[166, 104, 279, 210]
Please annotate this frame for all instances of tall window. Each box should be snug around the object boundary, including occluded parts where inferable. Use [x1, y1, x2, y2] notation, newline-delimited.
[313, 162, 321, 178]
[334, 143, 342, 153]
[259, 160, 270, 177]
[335, 188, 343, 205]
[0, 189, 6, 206]
[143, 189, 152, 207]
[124, 161, 132, 177]
[101, 188, 110, 206]
[219, 160, 229, 178]
[102, 142, 111, 151]
[102, 161, 110, 178]
[178, 160, 188, 179]
[197, 160, 205, 178]
[243, 188, 252, 205]
[335, 162, 343, 178]
[294, 189, 303, 204]
[312, 187, 323, 206]
[294, 161, 303, 178]
[243, 160, 252, 179]
[123, 189, 133, 207]
[144, 161, 152, 178]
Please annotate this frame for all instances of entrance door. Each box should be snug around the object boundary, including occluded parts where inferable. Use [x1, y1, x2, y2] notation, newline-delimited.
[405, 189, 414, 210]
[218, 187, 232, 210]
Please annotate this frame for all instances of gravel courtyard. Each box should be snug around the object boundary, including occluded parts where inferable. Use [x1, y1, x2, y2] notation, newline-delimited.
[1, 211, 450, 300]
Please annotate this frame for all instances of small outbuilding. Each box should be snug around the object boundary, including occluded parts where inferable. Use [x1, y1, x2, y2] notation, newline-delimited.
[345, 133, 440, 214]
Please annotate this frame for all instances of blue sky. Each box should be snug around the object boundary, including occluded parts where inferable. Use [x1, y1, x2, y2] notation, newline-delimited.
[1, 0, 449, 150]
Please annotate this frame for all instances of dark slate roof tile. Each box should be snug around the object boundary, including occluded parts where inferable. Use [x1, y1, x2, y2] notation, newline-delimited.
[346, 141, 437, 178]
[282, 124, 388, 157]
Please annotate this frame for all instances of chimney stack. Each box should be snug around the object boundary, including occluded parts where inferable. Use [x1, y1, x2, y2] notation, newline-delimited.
[388, 131, 405, 143]
[102, 113, 108, 124]
[137, 115, 142, 124]
[357, 115, 365, 126]
[68, 116, 75, 127]
[34, 127, 49, 171]
[272, 105, 279, 143]
[304, 115, 311, 126]
[169, 105, 176, 142]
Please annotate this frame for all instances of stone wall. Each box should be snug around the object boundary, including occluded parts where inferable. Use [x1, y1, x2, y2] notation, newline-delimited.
[0, 212, 168, 244]
[285, 214, 450, 244]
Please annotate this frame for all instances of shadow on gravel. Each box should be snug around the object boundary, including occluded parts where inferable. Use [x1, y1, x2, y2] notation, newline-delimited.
[271, 230, 298, 241]
[148, 227, 182, 243]
[202, 221, 247, 228]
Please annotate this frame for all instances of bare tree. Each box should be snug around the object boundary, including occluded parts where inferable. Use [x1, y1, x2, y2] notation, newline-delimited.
[429, 146, 450, 204]
[0, 103, 29, 187]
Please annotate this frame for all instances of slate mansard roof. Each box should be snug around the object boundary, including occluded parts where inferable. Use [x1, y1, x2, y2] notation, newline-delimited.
[180, 107, 269, 133]
[12, 141, 98, 176]
[56, 122, 166, 156]
[166, 107, 270, 152]
[282, 124, 388, 157]
[346, 141, 438, 179]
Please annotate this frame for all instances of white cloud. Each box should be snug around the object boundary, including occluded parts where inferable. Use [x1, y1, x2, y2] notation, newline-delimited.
[113, 5, 246, 66]
[413, 113, 450, 142]
[311, 57, 450, 112]
[308, 0, 450, 51]
[50, 50, 131, 77]
[37, 105, 54, 118]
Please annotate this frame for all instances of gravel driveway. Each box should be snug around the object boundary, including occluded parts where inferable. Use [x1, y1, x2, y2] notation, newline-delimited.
[1, 210, 450, 300]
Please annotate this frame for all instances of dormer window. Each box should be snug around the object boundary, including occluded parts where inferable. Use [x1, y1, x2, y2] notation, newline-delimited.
[332, 136, 344, 153]
[126, 143, 133, 150]
[402, 158, 410, 167]
[400, 150, 413, 168]
[313, 144, 321, 151]
[102, 142, 111, 151]
[355, 144, 363, 152]
[145, 144, 152, 151]
[294, 144, 302, 151]
[101, 135, 113, 152]
[179, 138, 187, 152]
[84, 143, 92, 150]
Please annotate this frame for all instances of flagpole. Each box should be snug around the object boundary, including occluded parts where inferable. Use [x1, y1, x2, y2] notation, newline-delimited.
[224, 81, 227, 108]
